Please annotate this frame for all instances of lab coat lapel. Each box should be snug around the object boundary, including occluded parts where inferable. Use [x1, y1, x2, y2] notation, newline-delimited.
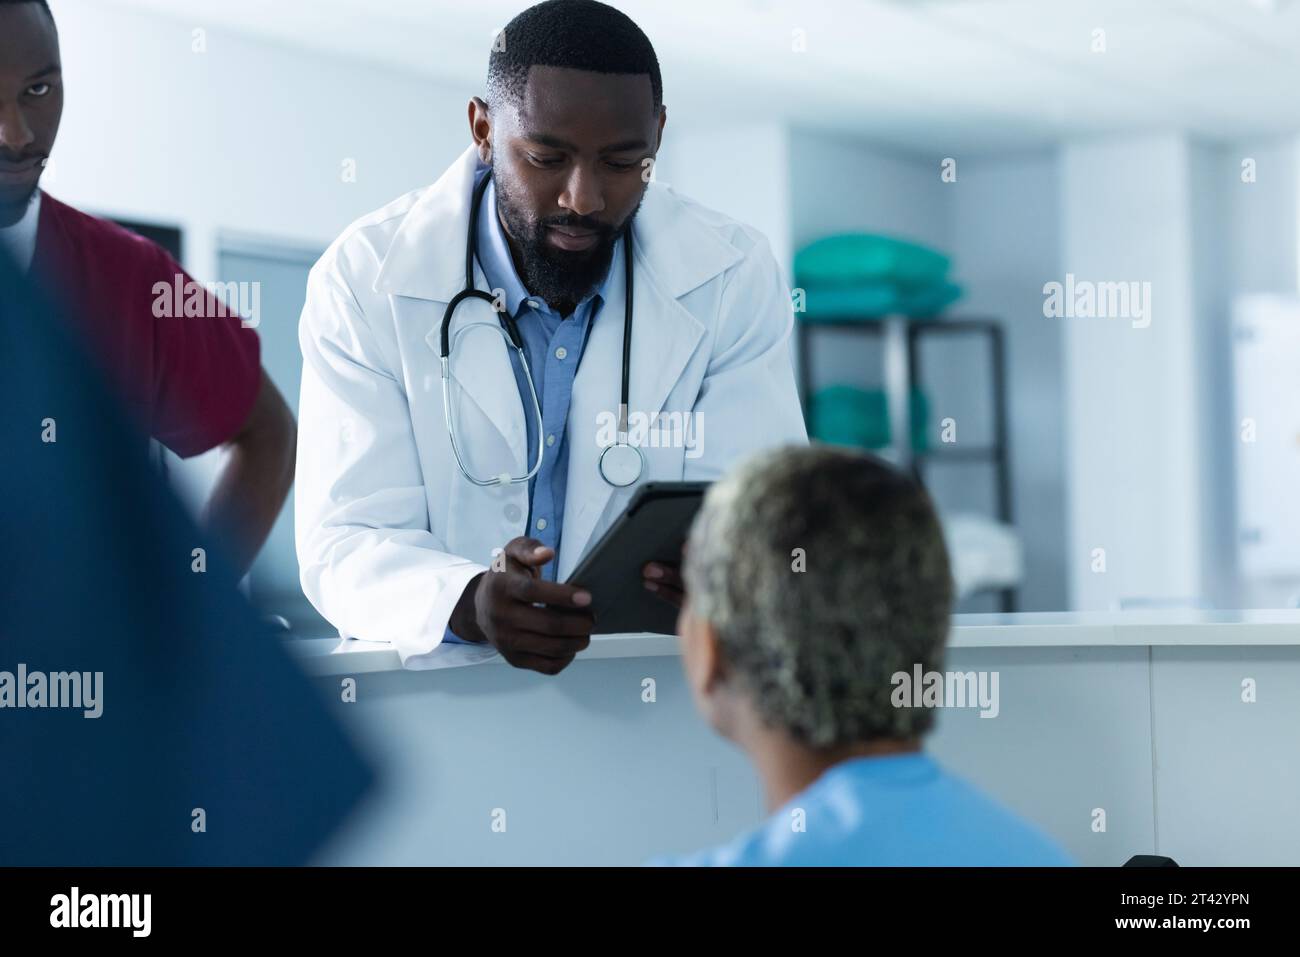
[431, 290, 528, 478]
[558, 190, 738, 579]
[375, 145, 527, 473]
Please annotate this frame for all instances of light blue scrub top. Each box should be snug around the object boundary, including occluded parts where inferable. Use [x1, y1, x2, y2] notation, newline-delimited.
[647, 752, 1076, 866]
[444, 165, 619, 643]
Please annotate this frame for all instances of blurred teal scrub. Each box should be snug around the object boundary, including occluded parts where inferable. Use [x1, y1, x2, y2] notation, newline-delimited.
[648, 753, 1075, 866]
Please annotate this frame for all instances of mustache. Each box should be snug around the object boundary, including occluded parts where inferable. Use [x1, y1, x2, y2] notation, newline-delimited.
[0, 151, 48, 166]
[540, 215, 613, 234]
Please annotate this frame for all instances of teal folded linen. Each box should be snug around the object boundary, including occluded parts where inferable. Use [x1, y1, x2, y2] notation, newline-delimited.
[808, 384, 929, 451]
[800, 281, 962, 321]
[795, 234, 951, 289]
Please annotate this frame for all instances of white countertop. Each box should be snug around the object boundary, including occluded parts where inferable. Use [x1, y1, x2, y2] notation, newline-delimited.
[287, 609, 1300, 676]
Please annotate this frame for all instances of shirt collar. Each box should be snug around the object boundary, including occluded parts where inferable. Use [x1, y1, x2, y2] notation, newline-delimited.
[473, 164, 618, 319]
[0, 189, 41, 274]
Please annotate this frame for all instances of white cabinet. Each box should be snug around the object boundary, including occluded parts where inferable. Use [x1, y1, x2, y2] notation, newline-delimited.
[1233, 295, 1300, 580]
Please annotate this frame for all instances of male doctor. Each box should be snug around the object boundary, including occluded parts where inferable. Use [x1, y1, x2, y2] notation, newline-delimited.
[296, 0, 806, 674]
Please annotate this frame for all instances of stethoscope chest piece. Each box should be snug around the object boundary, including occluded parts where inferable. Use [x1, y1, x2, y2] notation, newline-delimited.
[599, 442, 645, 488]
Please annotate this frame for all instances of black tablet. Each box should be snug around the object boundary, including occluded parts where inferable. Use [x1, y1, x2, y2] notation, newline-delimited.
[565, 481, 710, 635]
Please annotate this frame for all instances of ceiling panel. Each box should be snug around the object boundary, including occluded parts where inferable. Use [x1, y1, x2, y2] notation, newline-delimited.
[89, 0, 1300, 153]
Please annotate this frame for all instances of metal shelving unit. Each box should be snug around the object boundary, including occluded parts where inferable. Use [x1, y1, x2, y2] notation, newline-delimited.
[797, 314, 1017, 611]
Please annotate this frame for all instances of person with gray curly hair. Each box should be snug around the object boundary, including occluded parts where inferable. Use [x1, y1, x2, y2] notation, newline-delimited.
[650, 444, 1073, 866]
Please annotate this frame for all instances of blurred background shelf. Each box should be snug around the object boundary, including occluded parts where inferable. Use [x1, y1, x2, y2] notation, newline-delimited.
[797, 314, 1019, 611]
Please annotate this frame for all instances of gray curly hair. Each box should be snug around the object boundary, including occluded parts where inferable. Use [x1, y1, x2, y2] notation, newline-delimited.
[683, 444, 954, 748]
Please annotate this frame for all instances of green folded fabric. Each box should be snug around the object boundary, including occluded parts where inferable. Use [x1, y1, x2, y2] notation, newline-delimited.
[800, 281, 962, 321]
[808, 384, 929, 452]
[795, 234, 951, 289]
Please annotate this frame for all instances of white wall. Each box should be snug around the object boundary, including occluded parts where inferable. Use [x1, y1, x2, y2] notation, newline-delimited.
[1227, 139, 1300, 295]
[49, 0, 470, 279]
[1059, 135, 1208, 610]
[788, 129, 948, 252]
[1223, 138, 1300, 609]
[1189, 140, 1234, 610]
[656, 123, 791, 282]
[947, 152, 1065, 611]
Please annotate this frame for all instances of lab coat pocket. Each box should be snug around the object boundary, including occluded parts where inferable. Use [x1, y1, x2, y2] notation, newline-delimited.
[627, 407, 695, 481]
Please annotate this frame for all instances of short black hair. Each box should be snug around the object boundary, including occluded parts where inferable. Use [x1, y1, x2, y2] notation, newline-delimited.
[487, 0, 662, 113]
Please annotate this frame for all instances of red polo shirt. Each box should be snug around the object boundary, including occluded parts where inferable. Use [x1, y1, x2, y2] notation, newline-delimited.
[30, 191, 261, 458]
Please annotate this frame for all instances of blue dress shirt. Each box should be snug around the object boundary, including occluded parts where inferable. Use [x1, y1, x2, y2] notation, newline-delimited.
[444, 165, 619, 643]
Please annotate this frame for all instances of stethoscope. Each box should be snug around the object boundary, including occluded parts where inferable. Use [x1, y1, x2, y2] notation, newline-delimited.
[439, 170, 645, 489]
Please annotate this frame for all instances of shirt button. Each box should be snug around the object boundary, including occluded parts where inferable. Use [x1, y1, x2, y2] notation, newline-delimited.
[505, 504, 522, 522]
[546, 433, 556, 447]
[536, 518, 548, 531]
[554, 346, 568, 360]
[526, 299, 539, 309]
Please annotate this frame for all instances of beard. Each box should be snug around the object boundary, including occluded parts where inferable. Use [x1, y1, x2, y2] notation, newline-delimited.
[492, 163, 642, 313]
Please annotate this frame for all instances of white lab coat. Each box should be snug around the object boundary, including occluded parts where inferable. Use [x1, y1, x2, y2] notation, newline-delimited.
[295, 144, 807, 667]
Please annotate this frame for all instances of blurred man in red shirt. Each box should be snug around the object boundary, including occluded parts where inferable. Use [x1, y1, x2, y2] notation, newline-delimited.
[0, 0, 295, 576]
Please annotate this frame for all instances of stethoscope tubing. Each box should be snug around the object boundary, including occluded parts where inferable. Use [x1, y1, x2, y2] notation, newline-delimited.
[439, 168, 639, 488]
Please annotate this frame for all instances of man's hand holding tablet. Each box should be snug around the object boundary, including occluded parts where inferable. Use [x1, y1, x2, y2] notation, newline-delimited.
[450, 484, 706, 674]
[642, 555, 686, 608]
[449, 537, 596, 675]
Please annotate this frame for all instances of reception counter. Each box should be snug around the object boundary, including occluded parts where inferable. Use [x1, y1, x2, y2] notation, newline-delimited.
[292, 611, 1300, 866]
